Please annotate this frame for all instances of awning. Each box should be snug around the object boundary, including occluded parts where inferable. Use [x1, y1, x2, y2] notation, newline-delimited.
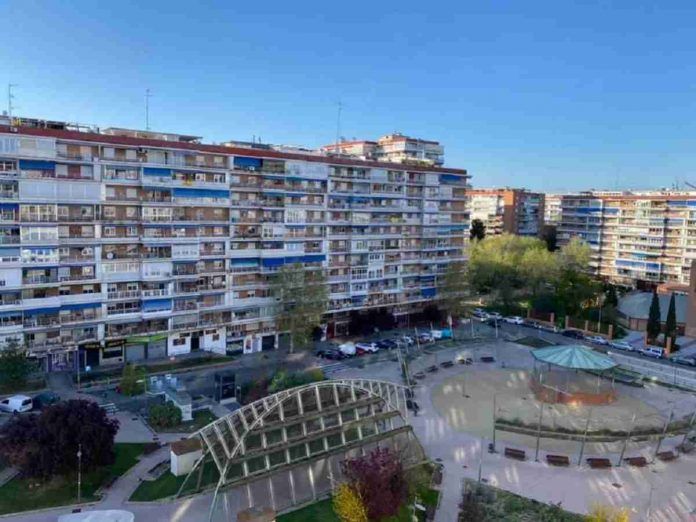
[19, 159, 55, 170]
[173, 188, 229, 198]
[143, 167, 171, 177]
[61, 302, 102, 311]
[233, 157, 262, 169]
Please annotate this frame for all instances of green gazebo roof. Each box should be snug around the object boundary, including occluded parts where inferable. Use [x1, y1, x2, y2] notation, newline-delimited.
[532, 345, 617, 371]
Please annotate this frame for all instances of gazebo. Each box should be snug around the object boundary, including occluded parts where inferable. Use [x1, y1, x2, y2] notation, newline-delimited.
[530, 345, 618, 405]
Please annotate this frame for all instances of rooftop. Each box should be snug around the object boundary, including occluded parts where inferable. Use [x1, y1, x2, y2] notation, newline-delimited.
[532, 344, 617, 371]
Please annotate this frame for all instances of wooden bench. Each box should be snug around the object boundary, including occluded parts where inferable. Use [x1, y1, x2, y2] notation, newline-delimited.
[657, 450, 678, 462]
[480, 356, 496, 363]
[504, 447, 526, 461]
[587, 458, 612, 469]
[624, 456, 648, 467]
[546, 454, 570, 467]
[457, 357, 473, 365]
[440, 360, 454, 368]
[413, 372, 426, 380]
[426, 365, 439, 373]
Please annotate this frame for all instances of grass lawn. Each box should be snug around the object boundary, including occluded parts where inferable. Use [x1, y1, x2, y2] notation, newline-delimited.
[0, 443, 145, 515]
[153, 409, 218, 433]
[277, 499, 339, 522]
[129, 459, 219, 501]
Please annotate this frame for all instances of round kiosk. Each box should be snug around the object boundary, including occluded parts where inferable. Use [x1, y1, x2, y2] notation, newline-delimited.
[530, 345, 618, 405]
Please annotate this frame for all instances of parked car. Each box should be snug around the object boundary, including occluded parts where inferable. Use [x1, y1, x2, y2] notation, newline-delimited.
[472, 308, 487, 317]
[523, 319, 541, 328]
[430, 328, 453, 340]
[640, 346, 665, 358]
[585, 335, 608, 346]
[399, 335, 415, 346]
[562, 329, 584, 339]
[376, 339, 397, 350]
[671, 354, 696, 367]
[315, 348, 347, 360]
[338, 342, 357, 356]
[474, 312, 490, 322]
[610, 340, 634, 352]
[504, 316, 525, 325]
[539, 324, 560, 333]
[0, 395, 33, 414]
[356, 342, 379, 354]
[417, 332, 434, 343]
[487, 312, 503, 321]
[32, 391, 60, 409]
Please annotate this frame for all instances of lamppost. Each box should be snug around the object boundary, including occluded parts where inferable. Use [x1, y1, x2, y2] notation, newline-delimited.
[77, 443, 83, 504]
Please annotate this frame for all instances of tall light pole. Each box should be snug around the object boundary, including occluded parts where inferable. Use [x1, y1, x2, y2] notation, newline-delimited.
[77, 443, 83, 504]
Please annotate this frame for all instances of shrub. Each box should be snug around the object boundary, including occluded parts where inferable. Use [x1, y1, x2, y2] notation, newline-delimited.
[333, 483, 368, 522]
[148, 401, 182, 429]
[587, 504, 631, 522]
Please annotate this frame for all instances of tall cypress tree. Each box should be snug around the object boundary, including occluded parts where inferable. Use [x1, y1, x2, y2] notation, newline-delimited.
[664, 292, 677, 345]
[646, 290, 662, 342]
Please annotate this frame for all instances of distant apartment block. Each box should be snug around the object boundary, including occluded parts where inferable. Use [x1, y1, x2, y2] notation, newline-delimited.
[544, 193, 562, 224]
[467, 188, 544, 237]
[0, 116, 468, 371]
[557, 191, 696, 287]
[320, 133, 445, 166]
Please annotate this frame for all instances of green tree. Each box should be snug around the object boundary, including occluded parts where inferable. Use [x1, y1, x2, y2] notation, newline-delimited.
[469, 219, 486, 241]
[646, 290, 662, 342]
[438, 261, 469, 320]
[120, 363, 147, 396]
[148, 401, 182, 429]
[0, 341, 35, 391]
[664, 292, 677, 345]
[604, 284, 619, 308]
[553, 238, 598, 317]
[271, 263, 328, 353]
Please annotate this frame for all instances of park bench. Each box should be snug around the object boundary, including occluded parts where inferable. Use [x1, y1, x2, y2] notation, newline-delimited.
[457, 357, 473, 365]
[414, 372, 426, 380]
[440, 360, 454, 368]
[480, 356, 496, 363]
[587, 458, 612, 469]
[656, 450, 678, 462]
[624, 456, 648, 467]
[426, 365, 439, 373]
[504, 447, 526, 461]
[546, 454, 570, 467]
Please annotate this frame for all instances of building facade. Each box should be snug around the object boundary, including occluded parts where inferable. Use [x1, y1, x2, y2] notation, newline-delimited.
[467, 188, 544, 237]
[0, 118, 468, 371]
[320, 133, 444, 167]
[557, 191, 696, 287]
[543, 193, 562, 224]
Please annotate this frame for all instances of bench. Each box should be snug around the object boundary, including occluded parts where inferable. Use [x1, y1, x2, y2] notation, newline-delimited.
[480, 356, 496, 363]
[504, 447, 526, 461]
[413, 372, 426, 380]
[657, 451, 677, 462]
[546, 454, 570, 467]
[406, 399, 420, 412]
[587, 458, 612, 469]
[457, 357, 473, 365]
[624, 456, 648, 467]
[426, 365, 439, 373]
[440, 360, 454, 368]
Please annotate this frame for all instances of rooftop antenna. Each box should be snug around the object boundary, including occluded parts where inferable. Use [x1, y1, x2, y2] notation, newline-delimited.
[334, 100, 343, 154]
[7, 83, 17, 120]
[145, 88, 152, 131]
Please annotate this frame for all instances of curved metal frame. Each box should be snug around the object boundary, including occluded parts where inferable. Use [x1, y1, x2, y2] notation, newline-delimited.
[190, 378, 409, 521]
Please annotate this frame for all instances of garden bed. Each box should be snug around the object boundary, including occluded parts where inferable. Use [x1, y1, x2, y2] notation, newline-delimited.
[129, 459, 219, 501]
[152, 409, 218, 433]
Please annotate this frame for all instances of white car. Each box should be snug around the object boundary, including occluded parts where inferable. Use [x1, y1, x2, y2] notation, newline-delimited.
[487, 312, 503, 321]
[504, 316, 525, 325]
[641, 346, 664, 358]
[586, 335, 608, 345]
[338, 342, 356, 356]
[355, 342, 379, 354]
[417, 332, 434, 343]
[610, 340, 633, 351]
[0, 395, 33, 414]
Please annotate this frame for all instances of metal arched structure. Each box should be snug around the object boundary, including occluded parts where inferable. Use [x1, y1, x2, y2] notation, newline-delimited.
[184, 379, 413, 521]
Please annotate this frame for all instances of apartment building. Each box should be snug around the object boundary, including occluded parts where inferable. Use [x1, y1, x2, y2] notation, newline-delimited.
[557, 191, 696, 287]
[320, 133, 445, 167]
[467, 188, 544, 237]
[0, 117, 468, 371]
[544, 193, 562, 224]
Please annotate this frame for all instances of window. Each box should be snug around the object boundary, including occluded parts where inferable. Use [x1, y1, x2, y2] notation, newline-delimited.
[103, 206, 116, 218]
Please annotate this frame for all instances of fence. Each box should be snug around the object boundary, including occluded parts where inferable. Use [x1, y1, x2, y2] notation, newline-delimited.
[609, 351, 696, 391]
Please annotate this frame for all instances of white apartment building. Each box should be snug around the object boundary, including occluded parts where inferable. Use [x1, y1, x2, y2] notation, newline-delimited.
[320, 133, 444, 167]
[0, 117, 468, 371]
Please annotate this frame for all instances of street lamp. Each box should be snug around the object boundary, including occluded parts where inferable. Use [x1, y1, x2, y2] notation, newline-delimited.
[77, 443, 83, 504]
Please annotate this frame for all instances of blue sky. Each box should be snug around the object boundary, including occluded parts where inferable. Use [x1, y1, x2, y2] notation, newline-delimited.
[2, 0, 696, 191]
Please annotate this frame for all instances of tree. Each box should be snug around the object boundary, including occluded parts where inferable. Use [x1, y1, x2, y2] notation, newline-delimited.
[148, 401, 182, 429]
[0, 341, 35, 391]
[271, 263, 328, 353]
[646, 290, 662, 343]
[540, 224, 557, 251]
[341, 448, 408, 520]
[469, 219, 486, 241]
[554, 238, 598, 317]
[604, 284, 619, 308]
[120, 363, 147, 396]
[664, 292, 677, 345]
[0, 399, 118, 479]
[333, 483, 368, 522]
[438, 261, 469, 321]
